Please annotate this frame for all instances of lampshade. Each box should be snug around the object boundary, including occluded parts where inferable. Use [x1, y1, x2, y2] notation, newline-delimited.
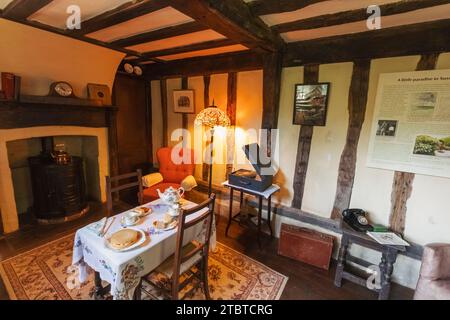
[195, 104, 230, 128]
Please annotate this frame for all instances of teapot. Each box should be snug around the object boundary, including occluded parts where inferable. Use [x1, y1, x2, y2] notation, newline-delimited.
[157, 186, 184, 205]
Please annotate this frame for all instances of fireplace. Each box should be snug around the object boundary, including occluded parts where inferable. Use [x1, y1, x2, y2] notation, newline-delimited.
[0, 100, 118, 234]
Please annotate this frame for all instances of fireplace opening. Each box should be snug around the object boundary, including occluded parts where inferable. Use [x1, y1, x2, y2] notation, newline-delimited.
[6, 135, 101, 227]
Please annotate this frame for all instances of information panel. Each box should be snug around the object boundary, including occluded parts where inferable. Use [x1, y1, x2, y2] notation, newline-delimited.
[367, 69, 450, 178]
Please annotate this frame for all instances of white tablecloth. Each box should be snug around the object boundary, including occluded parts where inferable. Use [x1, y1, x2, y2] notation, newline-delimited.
[72, 199, 216, 300]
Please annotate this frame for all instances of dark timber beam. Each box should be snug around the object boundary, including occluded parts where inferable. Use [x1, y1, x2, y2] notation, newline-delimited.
[144, 51, 263, 79]
[226, 72, 238, 177]
[167, 0, 284, 52]
[284, 19, 450, 66]
[248, 0, 327, 15]
[72, 0, 169, 35]
[133, 39, 237, 63]
[292, 64, 319, 209]
[160, 79, 168, 147]
[2, 0, 52, 19]
[111, 21, 208, 47]
[273, 0, 450, 33]
[331, 60, 371, 220]
[389, 53, 439, 236]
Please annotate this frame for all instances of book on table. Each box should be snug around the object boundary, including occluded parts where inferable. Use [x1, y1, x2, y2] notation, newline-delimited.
[366, 231, 410, 246]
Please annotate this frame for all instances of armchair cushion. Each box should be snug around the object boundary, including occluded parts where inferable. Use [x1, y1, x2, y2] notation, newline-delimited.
[142, 172, 163, 188]
[419, 243, 450, 280]
[180, 175, 197, 192]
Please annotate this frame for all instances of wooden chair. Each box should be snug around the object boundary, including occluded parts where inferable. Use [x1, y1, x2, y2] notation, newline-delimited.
[139, 194, 216, 300]
[105, 169, 143, 217]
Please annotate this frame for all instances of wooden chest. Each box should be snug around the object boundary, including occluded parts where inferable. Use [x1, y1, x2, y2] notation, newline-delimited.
[278, 224, 334, 270]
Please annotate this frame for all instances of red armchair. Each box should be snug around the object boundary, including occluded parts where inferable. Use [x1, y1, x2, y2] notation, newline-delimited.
[142, 147, 197, 203]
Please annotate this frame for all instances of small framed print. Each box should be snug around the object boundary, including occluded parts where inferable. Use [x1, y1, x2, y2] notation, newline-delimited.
[173, 90, 195, 113]
[293, 83, 330, 126]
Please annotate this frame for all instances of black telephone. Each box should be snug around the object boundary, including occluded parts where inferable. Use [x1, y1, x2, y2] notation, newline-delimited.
[342, 209, 374, 232]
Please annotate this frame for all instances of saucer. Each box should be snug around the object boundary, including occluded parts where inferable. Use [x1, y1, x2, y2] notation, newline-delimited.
[120, 216, 140, 227]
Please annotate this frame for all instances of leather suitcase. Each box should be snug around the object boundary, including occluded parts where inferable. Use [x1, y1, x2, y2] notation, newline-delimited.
[278, 223, 334, 270]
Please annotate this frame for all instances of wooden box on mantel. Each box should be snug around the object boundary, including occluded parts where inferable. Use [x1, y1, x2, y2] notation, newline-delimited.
[278, 223, 334, 270]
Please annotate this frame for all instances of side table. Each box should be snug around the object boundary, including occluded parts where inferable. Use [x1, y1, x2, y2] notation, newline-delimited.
[334, 224, 406, 300]
[222, 181, 280, 247]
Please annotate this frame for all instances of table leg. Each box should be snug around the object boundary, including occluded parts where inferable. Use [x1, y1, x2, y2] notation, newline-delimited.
[225, 188, 234, 237]
[239, 191, 244, 226]
[257, 196, 262, 248]
[267, 196, 273, 238]
[334, 235, 349, 287]
[94, 271, 103, 300]
[379, 249, 397, 300]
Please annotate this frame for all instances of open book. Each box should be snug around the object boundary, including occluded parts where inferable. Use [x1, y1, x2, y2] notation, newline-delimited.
[366, 232, 410, 246]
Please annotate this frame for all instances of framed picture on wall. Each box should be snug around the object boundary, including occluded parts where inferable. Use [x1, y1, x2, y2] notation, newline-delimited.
[173, 90, 195, 113]
[293, 83, 330, 126]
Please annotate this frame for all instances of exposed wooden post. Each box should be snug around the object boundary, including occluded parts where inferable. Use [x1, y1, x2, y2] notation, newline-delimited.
[389, 53, 439, 235]
[202, 75, 211, 182]
[160, 79, 168, 147]
[145, 81, 153, 164]
[291, 64, 319, 209]
[331, 59, 371, 219]
[261, 52, 283, 156]
[226, 72, 238, 177]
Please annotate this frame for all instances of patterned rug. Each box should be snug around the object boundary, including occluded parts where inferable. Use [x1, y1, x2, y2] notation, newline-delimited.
[0, 234, 287, 300]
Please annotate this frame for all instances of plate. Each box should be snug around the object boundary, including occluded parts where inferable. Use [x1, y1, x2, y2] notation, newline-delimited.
[132, 206, 152, 217]
[153, 220, 178, 231]
[105, 228, 147, 252]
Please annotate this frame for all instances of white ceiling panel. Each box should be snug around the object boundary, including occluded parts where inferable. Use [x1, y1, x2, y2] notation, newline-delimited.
[261, 0, 401, 26]
[0, 0, 14, 10]
[87, 6, 193, 43]
[158, 44, 249, 61]
[28, 0, 133, 29]
[127, 29, 227, 53]
[282, 4, 450, 42]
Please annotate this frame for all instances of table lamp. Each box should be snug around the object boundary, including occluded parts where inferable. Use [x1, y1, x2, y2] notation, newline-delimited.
[195, 101, 230, 195]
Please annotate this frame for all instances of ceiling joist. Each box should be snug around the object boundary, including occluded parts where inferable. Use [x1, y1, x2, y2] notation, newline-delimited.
[284, 18, 450, 66]
[273, 0, 450, 33]
[72, 0, 169, 36]
[2, 0, 52, 20]
[248, 0, 327, 16]
[133, 38, 238, 63]
[111, 21, 208, 47]
[167, 0, 284, 52]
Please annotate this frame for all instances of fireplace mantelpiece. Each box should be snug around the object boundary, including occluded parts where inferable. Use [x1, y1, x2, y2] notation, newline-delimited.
[0, 100, 119, 233]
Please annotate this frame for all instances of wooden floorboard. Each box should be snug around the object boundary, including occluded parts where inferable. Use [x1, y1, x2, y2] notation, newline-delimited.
[0, 197, 414, 300]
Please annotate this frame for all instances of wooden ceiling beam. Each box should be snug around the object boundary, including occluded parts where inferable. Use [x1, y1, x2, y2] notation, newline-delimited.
[166, 0, 284, 52]
[111, 21, 208, 47]
[273, 0, 450, 33]
[72, 0, 169, 35]
[248, 0, 327, 16]
[133, 38, 238, 63]
[144, 50, 263, 79]
[2, 0, 53, 19]
[283, 19, 450, 66]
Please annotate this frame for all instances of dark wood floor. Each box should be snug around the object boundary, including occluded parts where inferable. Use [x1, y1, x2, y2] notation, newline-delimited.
[0, 199, 414, 300]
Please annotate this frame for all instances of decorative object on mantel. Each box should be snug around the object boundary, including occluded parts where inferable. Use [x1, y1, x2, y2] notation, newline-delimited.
[133, 66, 143, 76]
[87, 83, 112, 105]
[1, 72, 20, 101]
[195, 101, 230, 195]
[173, 89, 195, 113]
[124, 63, 134, 74]
[293, 83, 330, 126]
[49, 81, 75, 98]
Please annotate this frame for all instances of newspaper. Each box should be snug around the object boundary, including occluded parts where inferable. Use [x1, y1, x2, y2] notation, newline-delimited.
[366, 232, 410, 246]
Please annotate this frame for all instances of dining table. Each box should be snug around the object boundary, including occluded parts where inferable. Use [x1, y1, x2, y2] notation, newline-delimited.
[72, 198, 216, 300]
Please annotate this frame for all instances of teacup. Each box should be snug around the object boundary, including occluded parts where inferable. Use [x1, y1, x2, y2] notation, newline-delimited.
[124, 212, 139, 225]
[168, 203, 181, 217]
